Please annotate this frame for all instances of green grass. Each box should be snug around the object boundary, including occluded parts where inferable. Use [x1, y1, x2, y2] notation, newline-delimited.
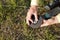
[0, 0, 60, 40]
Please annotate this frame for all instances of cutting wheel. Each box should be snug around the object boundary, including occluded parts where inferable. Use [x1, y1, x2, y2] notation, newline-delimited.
[29, 16, 42, 28]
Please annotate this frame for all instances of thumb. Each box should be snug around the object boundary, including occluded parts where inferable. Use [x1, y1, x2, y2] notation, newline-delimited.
[40, 23, 49, 27]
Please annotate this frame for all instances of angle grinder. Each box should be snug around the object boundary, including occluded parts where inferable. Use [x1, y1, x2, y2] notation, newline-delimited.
[29, 7, 60, 28]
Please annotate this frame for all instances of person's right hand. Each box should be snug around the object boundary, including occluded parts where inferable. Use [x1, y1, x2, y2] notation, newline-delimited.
[41, 14, 60, 27]
[26, 6, 38, 25]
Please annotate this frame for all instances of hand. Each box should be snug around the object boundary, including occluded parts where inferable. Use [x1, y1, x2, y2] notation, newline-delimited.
[26, 6, 38, 25]
[41, 15, 60, 27]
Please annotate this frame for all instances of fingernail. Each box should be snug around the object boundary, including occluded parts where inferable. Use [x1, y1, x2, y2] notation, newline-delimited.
[33, 20, 38, 24]
[36, 19, 38, 22]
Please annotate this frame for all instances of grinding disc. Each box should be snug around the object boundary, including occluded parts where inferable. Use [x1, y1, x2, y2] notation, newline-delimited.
[29, 16, 42, 28]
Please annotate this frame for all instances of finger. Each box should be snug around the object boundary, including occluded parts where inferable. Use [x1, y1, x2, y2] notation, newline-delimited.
[26, 18, 30, 25]
[27, 20, 30, 25]
[29, 19, 33, 23]
[34, 13, 38, 21]
[43, 20, 47, 23]
[40, 22, 49, 27]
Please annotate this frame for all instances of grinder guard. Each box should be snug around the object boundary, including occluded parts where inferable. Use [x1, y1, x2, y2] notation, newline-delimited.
[29, 15, 42, 28]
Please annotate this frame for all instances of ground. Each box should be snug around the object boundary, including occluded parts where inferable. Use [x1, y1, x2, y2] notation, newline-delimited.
[0, 0, 60, 40]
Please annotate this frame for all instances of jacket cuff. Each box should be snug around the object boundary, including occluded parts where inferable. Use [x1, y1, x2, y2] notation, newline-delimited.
[31, 0, 38, 6]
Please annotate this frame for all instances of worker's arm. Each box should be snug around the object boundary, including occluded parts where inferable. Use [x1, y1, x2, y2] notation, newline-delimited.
[26, 0, 38, 25]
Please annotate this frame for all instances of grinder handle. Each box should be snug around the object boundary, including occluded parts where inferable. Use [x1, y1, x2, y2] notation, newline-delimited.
[42, 7, 60, 20]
